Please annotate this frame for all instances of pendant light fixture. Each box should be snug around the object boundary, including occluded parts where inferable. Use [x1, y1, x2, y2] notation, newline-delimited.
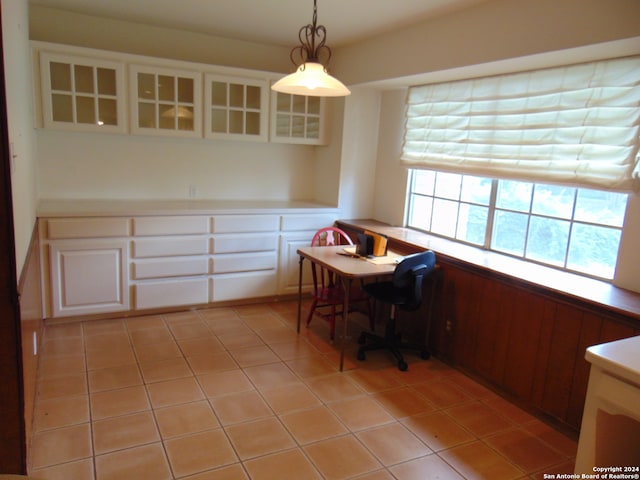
[271, 0, 350, 97]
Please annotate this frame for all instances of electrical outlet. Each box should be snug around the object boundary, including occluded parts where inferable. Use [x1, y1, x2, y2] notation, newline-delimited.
[188, 185, 197, 198]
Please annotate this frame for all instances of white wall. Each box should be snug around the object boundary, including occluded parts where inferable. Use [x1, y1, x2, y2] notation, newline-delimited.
[2, 0, 38, 277]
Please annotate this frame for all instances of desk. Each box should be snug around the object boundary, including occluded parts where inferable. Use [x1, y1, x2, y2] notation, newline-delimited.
[296, 245, 397, 371]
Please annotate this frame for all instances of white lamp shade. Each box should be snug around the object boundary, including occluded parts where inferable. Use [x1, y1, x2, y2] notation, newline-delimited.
[271, 62, 350, 97]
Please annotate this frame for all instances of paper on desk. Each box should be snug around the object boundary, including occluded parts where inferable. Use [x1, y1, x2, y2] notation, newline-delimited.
[342, 246, 402, 264]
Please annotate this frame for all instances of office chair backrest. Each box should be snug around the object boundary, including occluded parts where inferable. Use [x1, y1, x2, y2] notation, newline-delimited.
[393, 250, 436, 310]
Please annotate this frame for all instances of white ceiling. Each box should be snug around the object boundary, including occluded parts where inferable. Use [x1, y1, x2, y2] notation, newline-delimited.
[29, 0, 488, 48]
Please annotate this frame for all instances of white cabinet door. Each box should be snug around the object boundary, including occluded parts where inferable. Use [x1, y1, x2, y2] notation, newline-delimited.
[278, 232, 316, 295]
[49, 240, 129, 316]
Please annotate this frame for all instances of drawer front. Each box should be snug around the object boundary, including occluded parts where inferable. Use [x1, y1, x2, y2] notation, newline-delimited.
[212, 215, 279, 233]
[47, 217, 130, 239]
[133, 257, 209, 279]
[135, 278, 209, 309]
[212, 233, 278, 254]
[133, 236, 209, 258]
[212, 252, 277, 274]
[133, 216, 209, 236]
[212, 271, 277, 302]
[280, 214, 337, 232]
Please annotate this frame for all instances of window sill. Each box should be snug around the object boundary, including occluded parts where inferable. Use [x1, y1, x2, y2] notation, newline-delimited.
[336, 219, 640, 322]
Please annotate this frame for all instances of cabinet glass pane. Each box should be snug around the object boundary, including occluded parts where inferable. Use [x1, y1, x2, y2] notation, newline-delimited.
[159, 104, 175, 129]
[76, 96, 95, 124]
[51, 94, 73, 122]
[178, 108, 194, 131]
[177, 77, 193, 103]
[292, 95, 306, 113]
[276, 114, 290, 136]
[229, 110, 243, 134]
[138, 102, 156, 128]
[50, 62, 71, 91]
[98, 98, 117, 125]
[292, 115, 305, 137]
[230, 84, 244, 108]
[307, 117, 320, 139]
[246, 112, 260, 135]
[246, 86, 260, 109]
[308, 96, 320, 115]
[212, 82, 227, 106]
[276, 92, 290, 112]
[138, 73, 155, 100]
[97, 68, 116, 95]
[74, 65, 94, 93]
[212, 109, 227, 132]
[158, 75, 175, 101]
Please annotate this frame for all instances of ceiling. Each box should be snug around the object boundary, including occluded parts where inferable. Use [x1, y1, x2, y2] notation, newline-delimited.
[29, 0, 488, 48]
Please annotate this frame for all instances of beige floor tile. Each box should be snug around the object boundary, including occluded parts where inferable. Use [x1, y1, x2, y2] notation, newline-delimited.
[86, 344, 137, 370]
[41, 336, 84, 357]
[83, 318, 126, 336]
[92, 411, 160, 455]
[38, 372, 87, 399]
[483, 395, 538, 425]
[163, 310, 203, 325]
[346, 367, 403, 393]
[139, 356, 193, 383]
[279, 405, 348, 445]
[129, 326, 174, 346]
[44, 322, 82, 339]
[197, 369, 255, 398]
[389, 453, 465, 480]
[87, 364, 143, 393]
[260, 382, 322, 414]
[94, 442, 172, 480]
[235, 304, 275, 317]
[255, 325, 300, 346]
[445, 400, 514, 437]
[146, 377, 205, 408]
[268, 338, 318, 360]
[205, 319, 252, 337]
[244, 448, 322, 480]
[286, 353, 338, 378]
[350, 471, 395, 480]
[181, 463, 249, 480]
[217, 332, 265, 350]
[30, 457, 95, 480]
[357, 423, 432, 466]
[90, 384, 150, 420]
[164, 429, 238, 478]
[225, 417, 296, 460]
[304, 434, 382, 480]
[329, 396, 395, 432]
[305, 373, 365, 403]
[401, 411, 476, 451]
[125, 314, 165, 331]
[242, 362, 299, 388]
[33, 395, 90, 431]
[522, 420, 578, 457]
[371, 386, 436, 419]
[186, 351, 238, 374]
[154, 400, 220, 438]
[169, 320, 212, 340]
[134, 340, 182, 363]
[439, 440, 525, 480]
[177, 336, 226, 357]
[38, 354, 86, 378]
[241, 312, 286, 331]
[229, 345, 281, 367]
[84, 331, 130, 351]
[210, 390, 273, 425]
[485, 428, 568, 473]
[30, 423, 93, 470]
[412, 379, 473, 408]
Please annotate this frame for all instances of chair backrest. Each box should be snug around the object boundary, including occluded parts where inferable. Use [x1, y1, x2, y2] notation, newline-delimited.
[393, 250, 436, 310]
[311, 227, 353, 247]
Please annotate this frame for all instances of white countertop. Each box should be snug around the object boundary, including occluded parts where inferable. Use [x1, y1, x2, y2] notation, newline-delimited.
[37, 199, 338, 217]
[585, 335, 640, 386]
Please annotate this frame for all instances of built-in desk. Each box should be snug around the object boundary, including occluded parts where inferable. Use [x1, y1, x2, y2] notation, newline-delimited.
[336, 219, 640, 434]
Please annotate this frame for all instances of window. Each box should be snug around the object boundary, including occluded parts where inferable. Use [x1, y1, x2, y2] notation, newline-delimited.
[407, 170, 628, 280]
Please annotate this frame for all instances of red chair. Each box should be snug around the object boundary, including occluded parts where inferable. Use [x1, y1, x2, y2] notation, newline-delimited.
[306, 227, 373, 340]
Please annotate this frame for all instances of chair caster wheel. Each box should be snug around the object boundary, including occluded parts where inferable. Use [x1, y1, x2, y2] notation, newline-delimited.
[358, 333, 366, 345]
[420, 350, 431, 360]
[398, 360, 408, 371]
[357, 350, 366, 361]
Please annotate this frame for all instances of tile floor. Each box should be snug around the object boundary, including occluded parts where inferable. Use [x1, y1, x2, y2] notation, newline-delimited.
[29, 300, 578, 480]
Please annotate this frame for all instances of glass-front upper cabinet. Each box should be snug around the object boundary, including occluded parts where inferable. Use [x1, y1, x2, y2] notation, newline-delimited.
[129, 65, 202, 138]
[39, 52, 126, 133]
[205, 74, 268, 142]
[270, 92, 325, 145]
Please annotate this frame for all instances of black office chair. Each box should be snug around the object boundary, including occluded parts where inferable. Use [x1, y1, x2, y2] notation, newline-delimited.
[357, 250, 436, 371]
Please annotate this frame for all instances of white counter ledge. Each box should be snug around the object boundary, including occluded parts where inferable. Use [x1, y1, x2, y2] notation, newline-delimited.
[37, 199, 338, 217]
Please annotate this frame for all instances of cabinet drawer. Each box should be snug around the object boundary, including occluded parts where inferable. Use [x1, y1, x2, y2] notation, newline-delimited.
[212, 215, 279, 233]
[212, 252, 276, 274]
[135, 278, 208, 309]
[133, 257, 209, 279]
[212, 233, 278, 253]
[133, 216, 209, 236]
[212, 271, 277, 302]
[280, 214, 337, 232]
[133, 236, 208, 258]
[47, 217, 129, 239]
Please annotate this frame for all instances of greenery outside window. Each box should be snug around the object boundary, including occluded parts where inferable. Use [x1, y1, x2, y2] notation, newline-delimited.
[407, 170, 628, 280]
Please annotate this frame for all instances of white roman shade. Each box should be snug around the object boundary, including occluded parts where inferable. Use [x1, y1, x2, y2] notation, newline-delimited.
[401, 56, 640, 191]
